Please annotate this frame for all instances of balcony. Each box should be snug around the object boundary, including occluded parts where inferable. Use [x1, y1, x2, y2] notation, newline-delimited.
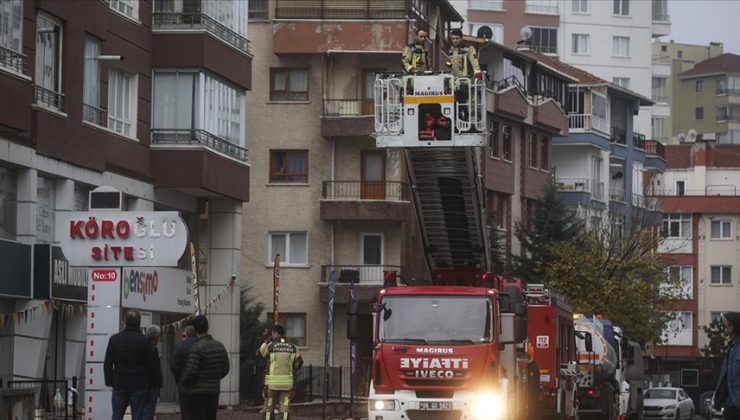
[634, 132, 646, 150]
[652, 0, 670, 36]
[0, 45, 25, 75]
[611, 126, 627, 145]
[569, 113, 609, 136]
[275, 0, 406, 19]
[556, 177, 606, 204]
[33, 85, 65, 113]
[82, 104, 107, 126]
[321, 99, 374, 137]
[320, 181, 411, 222]
[318, 264, 401, 303]
[609, 187, 626, 203]
[645, 140, 666, 172]
[632, 193, 645, 208]
[151, 129, 247, 162]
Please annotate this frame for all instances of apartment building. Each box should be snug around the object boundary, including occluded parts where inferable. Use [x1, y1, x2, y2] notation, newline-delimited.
[652, 139, 740, 390]
[0, 0, 251, 408]
[242, 0, 570, 394]
[673, 53, 740, 145]
[651, 41, 724, 144]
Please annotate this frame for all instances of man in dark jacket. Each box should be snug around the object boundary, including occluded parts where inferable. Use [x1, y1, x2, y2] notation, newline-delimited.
[178, 315, 230, 420]
[714, 311, 740, 419]
[171, 324, 197, 420]
[104, 310, 162, 420]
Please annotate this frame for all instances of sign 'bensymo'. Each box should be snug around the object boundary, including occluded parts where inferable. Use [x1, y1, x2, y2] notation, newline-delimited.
[56, 212, 187, 266]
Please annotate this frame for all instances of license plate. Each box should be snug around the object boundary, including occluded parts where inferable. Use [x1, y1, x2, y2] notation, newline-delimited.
[419, 401, 452, 410]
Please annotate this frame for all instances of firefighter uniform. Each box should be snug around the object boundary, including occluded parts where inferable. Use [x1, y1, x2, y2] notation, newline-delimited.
[447, 43, 480, 79]
[402, 43, 430, 74]
[258, 338, 303, 420]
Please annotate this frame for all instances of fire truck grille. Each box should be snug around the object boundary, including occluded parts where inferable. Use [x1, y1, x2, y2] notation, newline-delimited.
[407, 410, 462, 420]
[404, 379, 465, 387]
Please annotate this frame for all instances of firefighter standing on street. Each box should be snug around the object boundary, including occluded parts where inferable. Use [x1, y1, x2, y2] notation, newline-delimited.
[258, 325, 303, 420]
[402, 28, 430, 74]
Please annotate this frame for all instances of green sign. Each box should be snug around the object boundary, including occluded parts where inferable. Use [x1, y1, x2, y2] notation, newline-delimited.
[0, 239, 32, 298]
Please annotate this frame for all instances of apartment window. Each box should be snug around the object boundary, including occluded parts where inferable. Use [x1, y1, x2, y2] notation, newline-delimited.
[110, 0, 138, 20]
[572, 0, 588, 13]
[716, 106, 728, 122]
[711, 266, 732, 285]
[653, 0, 668, 21]
[528, 133, 537, 167]
[717, 76, 740, 95]
[270, 68, 309, 101]
[711, 220, 732, 239]
[82, 37, 101, 124]
[0, 0, 23, 73]
[470, 22, 504, 44]
[664, 266, 693, 298]
[695, 80, 703, 93]
[613, 36, 630, 57]
[249, 0, 269, 20]
[488, 120, 499, 159]
[269, 313, 306, 347]
[269, 232, 308, 265]
[662, 213, 691, 238]
[270, 150, 308, 183]
[526, 0, 558, 14]
[34, 13, 64, 110]
[717, 131, 740, 144]
[661, 45, 667, 52]
[531, 27, 557, 54]
[695, 107, 704, 120]
[675, 180, 685, 196]
[490, 192, 509, 230]
[651, 77, 667, 102]
[572, 34, 589, 55]
[613, 0, 629, 15]
[677, 50, 683, 59]
[613, 77, 630, 89]
[661, 311, 692, 346]
[502, 124, 512, 161]
[108, 68, 137, 137]
[540, 136, 549, 169]
[717, 105, 740, 122]
[652, 117, 667, 142]
[469, 0, 504, 11]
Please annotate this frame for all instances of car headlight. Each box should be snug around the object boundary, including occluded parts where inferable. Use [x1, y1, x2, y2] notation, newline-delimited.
[372, 399, 396, 411]
[471, 391, 506, 420]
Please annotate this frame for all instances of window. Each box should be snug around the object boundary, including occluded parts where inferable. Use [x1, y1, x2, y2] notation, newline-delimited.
[653, 0, 668, 21]
[526, 0, 558, 14]
[270, 150, 308, 183]
[469, 0, 504, 10]
[717, 131, 740, 144]
[110, 0, 138, 20]
[269, 313, 306, 347]
[717, 76, 740, 95]
[83, 37, 102, 124]
[613, 0, 629, 15]
[540, 136, 549, 169]
[675, 180, 685, 196]
[711, 220, 731, 239]
[651, 77, 667, 102]
[34, 13, 63, 110]
[677, 50, 683, 59]
[528, 133, 537, 167]
[695, 80, 703, 93]
[711, 266, 732, 285]
[662, 213, 691, 238]
[107, 68, 137, 137]
[664, 266, 692, 298]
[269, 232, 307, 265]
[613, 36, 630, 57]
[270, 68, 308, 101]
[695, 107, 704, 120]
[249, 0, 269, 20]
[661, 45, 667, 52]
[652, 117, 667, 142]
[488, 120, 499, 159]
[716, 105, 740, 122]
[502, 124, 512, 161]
[716, 106, 728, 121]
[613, 77, 630, 89]
[490, 192, 509, 230]
[572, 0, 588, 13]
[0, 0, 23, 73]
[572, 34, 589, 55]
[661, 312, 692, 346]
[531, 27, 557, 54]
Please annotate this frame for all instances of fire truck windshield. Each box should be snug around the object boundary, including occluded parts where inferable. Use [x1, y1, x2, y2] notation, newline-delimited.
[379, 296, 493, 344]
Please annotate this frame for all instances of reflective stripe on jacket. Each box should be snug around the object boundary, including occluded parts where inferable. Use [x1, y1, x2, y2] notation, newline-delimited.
[259, 339, 302, 391]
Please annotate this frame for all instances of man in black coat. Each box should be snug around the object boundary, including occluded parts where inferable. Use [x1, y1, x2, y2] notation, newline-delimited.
[178, 315, 230, 420]
[171, 324, 197, 420]
[104, 309, 162, 420]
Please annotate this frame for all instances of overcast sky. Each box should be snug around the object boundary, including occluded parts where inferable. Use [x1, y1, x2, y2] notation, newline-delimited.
[667, 0, 740, 54]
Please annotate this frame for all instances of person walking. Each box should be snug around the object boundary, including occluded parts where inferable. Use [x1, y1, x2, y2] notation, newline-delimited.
[171, 324, 197, 420]
[178, 316, 230, 420]
[142, 325, 162, 420]
[257, 325, 303, 420]
[104, 310, 162, 420]
[713, 312, 740, 419]
[402, 28, 430, 74]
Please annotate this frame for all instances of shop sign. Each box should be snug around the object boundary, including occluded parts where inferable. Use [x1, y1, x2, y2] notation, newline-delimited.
[56, 212, 188, 267]
[33, 245, 87, 302]
[0, 239, 32, 298]
[122, 267, 194, 314]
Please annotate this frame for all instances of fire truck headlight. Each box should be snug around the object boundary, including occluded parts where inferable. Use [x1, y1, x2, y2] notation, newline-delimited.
[471, 391, 505, 419]
[372, 399, 396, 411]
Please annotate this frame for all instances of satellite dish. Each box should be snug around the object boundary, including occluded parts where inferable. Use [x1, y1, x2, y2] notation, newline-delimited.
[677, 133, 687, 143]
[477, 25, 494, 41]
[520, 26, 533, 41]
[687, 129, 698, 142]
[612, 171, 624, 180]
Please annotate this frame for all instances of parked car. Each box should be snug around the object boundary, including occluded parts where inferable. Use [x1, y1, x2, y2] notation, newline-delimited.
[705, 392, 723, 420]
[642, 387, 695, 419]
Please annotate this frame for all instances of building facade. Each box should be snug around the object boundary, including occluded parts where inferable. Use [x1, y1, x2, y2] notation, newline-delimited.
[0, 0, 251, 409]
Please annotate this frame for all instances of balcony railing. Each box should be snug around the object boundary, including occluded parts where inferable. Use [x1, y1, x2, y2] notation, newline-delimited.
[489, 75, 525, 93]
[717, 88, 740, 96]
[323, 99, 373, 117]
[83, 104, 107, 126]
[249, 0, 269, 20]
[645, 140, 666, 160]
[33, 85, 65, 112]
[152, 12, 250, 54]
[151, 129, 248, 161]
[568, 113, 609, 135]
[321, 264, 402, 285]
[609, 187, 626, 203]
[652, 55, 672, 65]
[0, 45, 25, 74]
[525, 3, 559, 14]
[651, 185, 739, 196]
[322, 181, 410, 201]
[611, 126, 627, 145]
[275, 0, 406, 19]
[634, 132, 646, 150]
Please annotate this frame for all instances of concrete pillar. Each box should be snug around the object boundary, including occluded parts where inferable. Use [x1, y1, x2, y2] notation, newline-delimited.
[16, 168, 37, 245]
